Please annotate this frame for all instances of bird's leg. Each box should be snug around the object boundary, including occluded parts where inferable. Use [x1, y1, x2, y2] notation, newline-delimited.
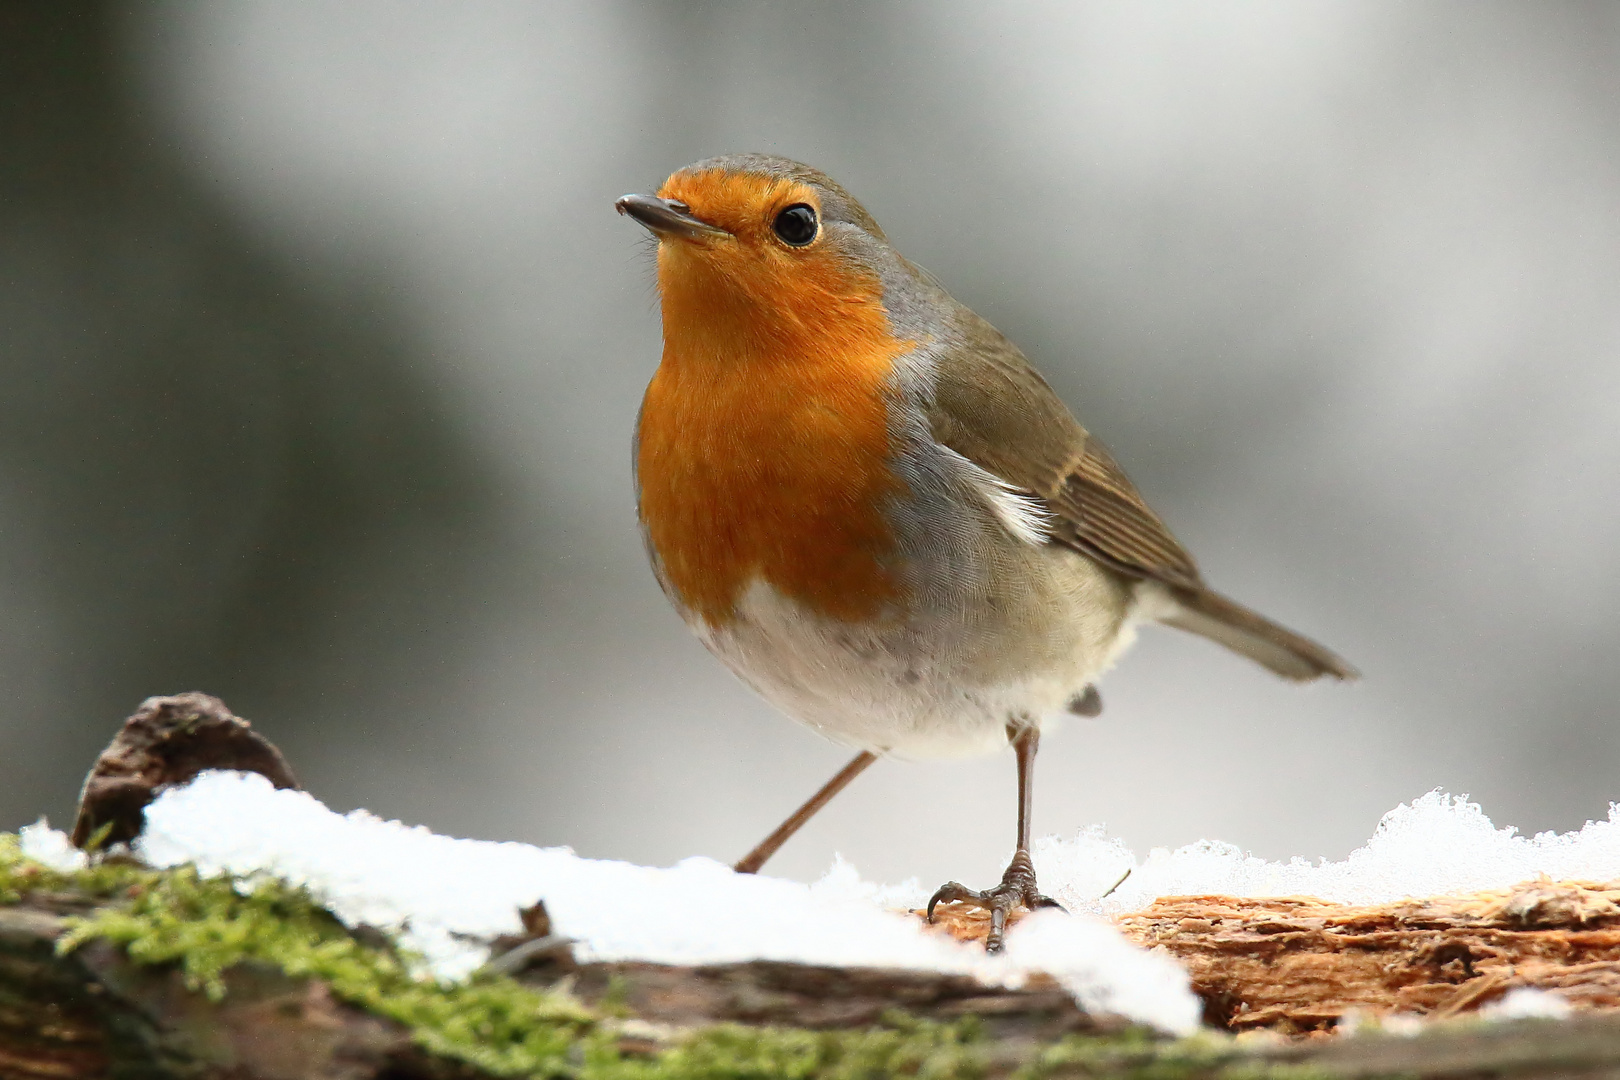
[927, 723, 1064, 952]
[733, 750, 877, 875]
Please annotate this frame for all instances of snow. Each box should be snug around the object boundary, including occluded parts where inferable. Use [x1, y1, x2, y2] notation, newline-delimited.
[17, 778, 1620, 1037]
[128, 771, 1200, 1034]
[1034, 790, 1620, 916]
[1481, 988, 1573, 1021]
[18, 818, 88, 873]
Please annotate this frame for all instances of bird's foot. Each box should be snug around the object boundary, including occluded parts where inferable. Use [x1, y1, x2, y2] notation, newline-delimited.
[926, 849, 1064, 953]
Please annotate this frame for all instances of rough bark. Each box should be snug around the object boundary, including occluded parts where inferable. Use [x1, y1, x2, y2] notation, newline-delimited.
[559, 959, 1100, 1038]
[1122, 882, 1620, 1033]
[926, 878, 1620, 1035]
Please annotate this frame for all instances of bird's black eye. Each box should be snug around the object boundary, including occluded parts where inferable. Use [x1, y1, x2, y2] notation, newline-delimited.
[772, 203, 818, 247]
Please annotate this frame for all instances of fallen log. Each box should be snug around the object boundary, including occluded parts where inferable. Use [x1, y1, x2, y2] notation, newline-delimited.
[11, 692, 1620, 1078]
[13, 872, 1620, 1079]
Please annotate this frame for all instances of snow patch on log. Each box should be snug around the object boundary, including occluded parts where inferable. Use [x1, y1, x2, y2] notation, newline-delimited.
[1038, 790, 1620, 915]
[89, 770, 1201, 1034]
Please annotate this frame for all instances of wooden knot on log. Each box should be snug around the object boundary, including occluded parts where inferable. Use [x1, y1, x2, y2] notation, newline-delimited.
[70, 692, 299, 850]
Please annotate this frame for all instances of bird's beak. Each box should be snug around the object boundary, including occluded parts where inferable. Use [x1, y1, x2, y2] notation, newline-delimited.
[615, 194, 731, 241]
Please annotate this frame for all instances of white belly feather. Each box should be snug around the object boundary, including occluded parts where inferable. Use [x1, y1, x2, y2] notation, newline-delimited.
[691, 540, 1140, 760]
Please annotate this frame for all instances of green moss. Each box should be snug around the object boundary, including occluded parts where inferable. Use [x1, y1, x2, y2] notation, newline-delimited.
[61, 866, 600, 1074]
[1, 833, 1329, 1080]
[601, 1017, 992, 1080]
[4, 832, 604, 1074]
[1016, 1029, 1335, 1080]
[0, 831, 168, 902]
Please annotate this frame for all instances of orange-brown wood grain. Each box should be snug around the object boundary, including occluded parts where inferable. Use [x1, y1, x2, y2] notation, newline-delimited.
[919, 879, 1620, 1036]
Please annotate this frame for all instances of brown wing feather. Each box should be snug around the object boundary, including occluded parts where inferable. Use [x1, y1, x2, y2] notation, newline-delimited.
[925, 306, 1356, 682]
[1049, 438, 1202, 590]
[926, 307, 1200, 591]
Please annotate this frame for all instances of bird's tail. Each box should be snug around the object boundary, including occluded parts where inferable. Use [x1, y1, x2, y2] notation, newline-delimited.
[1157, 587, 1358, 682]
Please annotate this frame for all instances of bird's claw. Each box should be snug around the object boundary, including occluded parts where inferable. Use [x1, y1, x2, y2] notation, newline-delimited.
[925, 881, 981, 919]
[925, 852, 1065, 953]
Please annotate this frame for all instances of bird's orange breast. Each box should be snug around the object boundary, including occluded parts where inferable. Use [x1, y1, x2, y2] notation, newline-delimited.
[637, 230, 913, 626]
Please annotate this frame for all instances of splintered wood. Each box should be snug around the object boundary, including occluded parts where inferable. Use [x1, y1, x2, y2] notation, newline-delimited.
[926, 878, 1620, 1035]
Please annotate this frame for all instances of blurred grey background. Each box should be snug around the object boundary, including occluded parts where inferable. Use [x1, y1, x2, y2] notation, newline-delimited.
[5, 1, 1619, 889]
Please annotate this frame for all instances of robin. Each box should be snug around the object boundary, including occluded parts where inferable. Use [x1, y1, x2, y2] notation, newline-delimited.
[617, 155, 1355, 951]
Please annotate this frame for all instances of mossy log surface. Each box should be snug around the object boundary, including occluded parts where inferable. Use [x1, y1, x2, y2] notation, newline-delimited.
[10, 857, 1620, 1079]
[0, 846, 1175, 1080]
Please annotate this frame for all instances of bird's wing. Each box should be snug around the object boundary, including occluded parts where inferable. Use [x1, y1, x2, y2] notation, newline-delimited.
[924, 309, 1202, 591]
[922, 308, 1356, 681]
